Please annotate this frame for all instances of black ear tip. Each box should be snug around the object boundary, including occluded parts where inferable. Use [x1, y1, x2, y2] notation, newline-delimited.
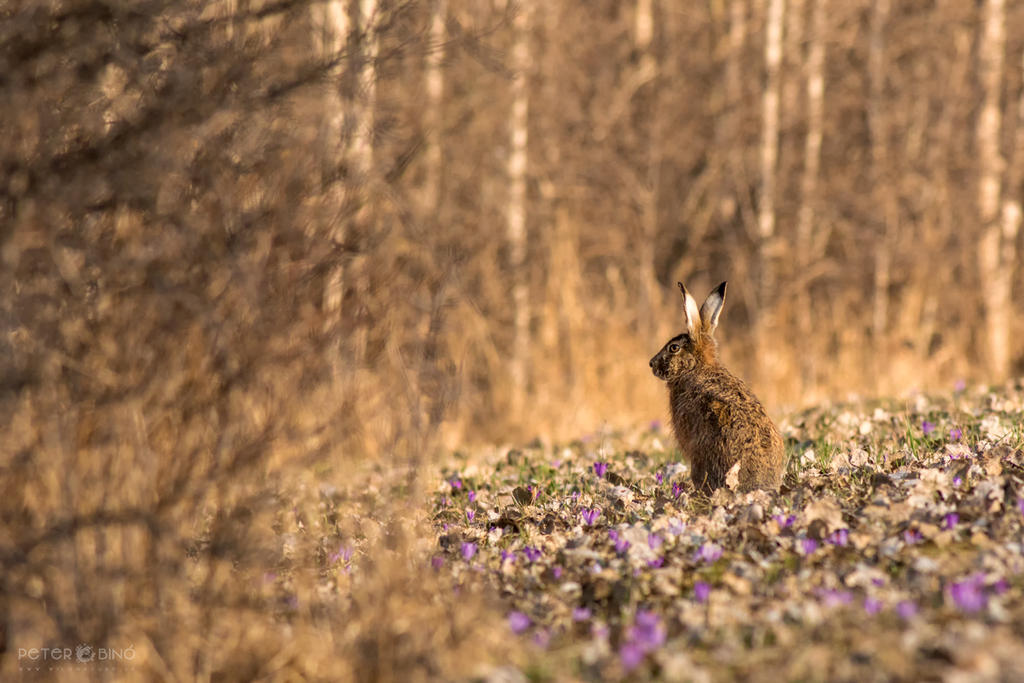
[676, 281, 685, 292]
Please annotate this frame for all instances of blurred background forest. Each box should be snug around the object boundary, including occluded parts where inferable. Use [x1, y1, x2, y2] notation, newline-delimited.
[3, 0, 1024, 679]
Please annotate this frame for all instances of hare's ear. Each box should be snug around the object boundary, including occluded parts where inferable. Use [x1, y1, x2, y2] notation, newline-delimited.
[700, 281, 727, 335]
[678, 282, 701, 336]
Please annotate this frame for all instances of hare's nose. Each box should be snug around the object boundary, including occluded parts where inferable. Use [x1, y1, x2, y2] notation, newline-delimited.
[649, 358, 654, 368]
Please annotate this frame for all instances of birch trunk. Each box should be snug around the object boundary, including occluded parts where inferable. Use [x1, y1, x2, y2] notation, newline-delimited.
[727, 0, 746, 133]
[636, 0, 660, 339]
[994, 46, 1022, 378]
[349, 0, 378, 189]
[723, 0, 747, 223]
[867, 0, 892, 350]
[507, 2, 531, 419]
[317, 1, 350, 325]
[423, 0, 446, 212]
[977, 0, 1009, 378]
[757, 0, 784, 384]
[758, 0, 784, 244]
[795, 0, 824, 391]
[317, 0, 376, 365]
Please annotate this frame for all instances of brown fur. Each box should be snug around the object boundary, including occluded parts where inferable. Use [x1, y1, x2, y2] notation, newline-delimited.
[649, 281, 785, 493]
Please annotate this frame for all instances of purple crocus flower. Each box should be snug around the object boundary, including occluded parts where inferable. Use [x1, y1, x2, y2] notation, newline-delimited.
[943, 513, 959, 529]
[668, 519, 686, 536]
[500, 549, 516, 564]
[647, 557, 664, 568]
[468, 490, 477, 503]
[655, 471, 664, 485]
[694, 581, 711, 603]
[826, 529, 849, 547]
[896, 600, 917, 619]
[629, 611, 666, 650]
[618, 611, 666, 671]
[508, 611, 531, 634]
[993, 578, 1009, 595]
[694, 543, 723, 563]
[461, 542, 477, 561]
[903, 529, 923, 545]
[672, 482, 683, 499]
[593, 462, 608, 478]
[922, 420, 935, 435]
[648, 534, 663, 550]
[572, 607, 592, 621]
[614, 537, 631, 554]
[863, 597, 883, 615]
[532, 629, 550, 648]
[431, 556, 444, 570]
[581, 508, 601, 525]
[801, 538, 819, 555]
[620, 642, 646, 672]
[819, 589, 853, 607]
[953, 475, 963, 487]
[773, 514, 796, 529]
[523, 546, 542, 562]
[450, 477, 462, 490]
[552, 566, 563, 579]
[466, 509, 475, 522]
[949, 428, 963, 442]
[949, 575, 987, 613]
[329, 544, 353, 565]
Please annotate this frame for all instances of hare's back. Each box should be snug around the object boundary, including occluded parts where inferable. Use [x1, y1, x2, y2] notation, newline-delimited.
[700, 368, 779, 440]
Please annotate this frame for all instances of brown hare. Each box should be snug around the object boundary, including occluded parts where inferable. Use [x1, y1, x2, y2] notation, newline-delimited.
[649, 281, 785, 493]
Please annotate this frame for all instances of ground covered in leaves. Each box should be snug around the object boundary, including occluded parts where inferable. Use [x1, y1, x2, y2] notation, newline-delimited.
[431, 381, 1024, 681]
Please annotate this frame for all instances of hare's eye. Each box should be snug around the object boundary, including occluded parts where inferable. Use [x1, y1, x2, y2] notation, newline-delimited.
[668, 343, 681, 353]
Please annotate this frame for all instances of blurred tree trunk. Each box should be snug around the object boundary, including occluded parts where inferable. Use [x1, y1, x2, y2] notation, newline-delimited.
[757, 0, 784, 383]
[795, 0, 825, 392]
[423, 0, 446, 213]
[636, 0, 653, 48]
[757, 0, 783, 244]
[508, 1, 531, 419]
[320, 0, 377, 364]
[636, 0, 661, 339]
[977, 0, 1010, 378]
[316, 1, 350, 332]
[867, 0, 892, 360]
[997, 48, 1024, 373]
[350, 0, 378, 187]
[723, 0, 748, 224]
[783, 0, 804, 115]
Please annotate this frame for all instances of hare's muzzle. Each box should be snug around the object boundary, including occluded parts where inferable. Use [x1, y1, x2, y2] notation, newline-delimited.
[649, 355, 667, 381]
